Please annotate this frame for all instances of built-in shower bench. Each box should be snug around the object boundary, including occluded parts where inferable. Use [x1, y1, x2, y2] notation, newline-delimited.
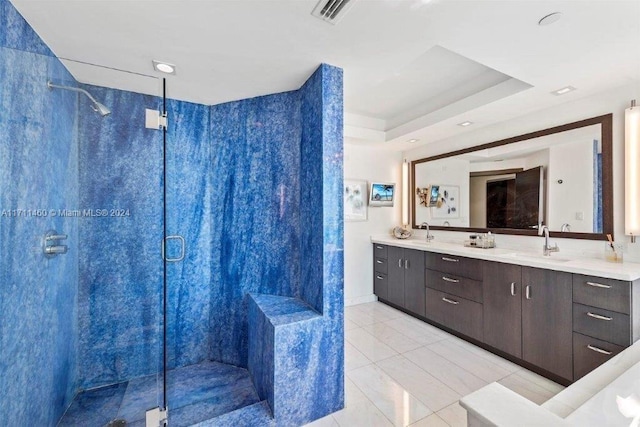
[247, 293, 324, 425]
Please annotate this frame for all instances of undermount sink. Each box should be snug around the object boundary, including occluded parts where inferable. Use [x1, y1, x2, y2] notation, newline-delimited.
[506, 252, 572, 263]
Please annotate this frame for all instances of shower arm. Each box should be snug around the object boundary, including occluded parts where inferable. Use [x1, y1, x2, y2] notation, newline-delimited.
[47, 81, 109, 115]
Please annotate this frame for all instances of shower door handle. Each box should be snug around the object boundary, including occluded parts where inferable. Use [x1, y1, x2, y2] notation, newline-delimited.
[162, 235, 185, 262]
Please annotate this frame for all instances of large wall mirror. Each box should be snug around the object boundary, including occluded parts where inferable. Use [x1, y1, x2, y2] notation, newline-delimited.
[411, 114, 613, 240]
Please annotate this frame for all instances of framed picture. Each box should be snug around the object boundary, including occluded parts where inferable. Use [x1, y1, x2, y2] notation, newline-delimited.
[344, 179, 368, 221]
[432, 185, 460, 218]
[369, 182, 395, 207]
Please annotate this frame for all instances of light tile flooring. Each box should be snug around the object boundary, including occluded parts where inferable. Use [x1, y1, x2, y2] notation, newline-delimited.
[306, 301, 565, 427]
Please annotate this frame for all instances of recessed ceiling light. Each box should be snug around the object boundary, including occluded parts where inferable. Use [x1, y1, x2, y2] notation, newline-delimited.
[458, 121, 473, 127]
[538, 12, 563, 26]
[552, 86, 576, 96]
[407, 138, 419, 143]
[152, 60, 176, 75]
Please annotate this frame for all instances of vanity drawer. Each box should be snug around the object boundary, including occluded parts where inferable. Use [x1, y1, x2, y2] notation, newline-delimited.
[425, 252, 483, 281]
[374, 244, 388, 259]
[572, 303, 630, 347]
[425, 288, 483, 341]
[374, 272, 388, 300]
[426, 269, 483, 303]
[374, 257, 388, 274]
[573, 332, 624, 380]
[573, 275, 631, 314]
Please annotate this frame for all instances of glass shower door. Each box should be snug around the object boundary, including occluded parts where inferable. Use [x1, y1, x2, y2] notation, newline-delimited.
[0, 48, 169, 424]
[161, 77, 220, 425]
[61, 73, 168, 425]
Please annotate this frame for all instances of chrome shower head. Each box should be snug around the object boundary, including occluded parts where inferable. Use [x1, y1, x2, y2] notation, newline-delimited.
[47, 81, 111, 117]
[90, 101, 111, 117]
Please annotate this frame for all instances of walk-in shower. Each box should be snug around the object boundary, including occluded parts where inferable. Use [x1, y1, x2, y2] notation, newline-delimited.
[47, 81, 111, 116]
[3, 1, 343, 423]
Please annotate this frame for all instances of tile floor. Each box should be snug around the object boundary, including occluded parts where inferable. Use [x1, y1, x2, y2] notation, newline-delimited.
[306, 301, 565, 427]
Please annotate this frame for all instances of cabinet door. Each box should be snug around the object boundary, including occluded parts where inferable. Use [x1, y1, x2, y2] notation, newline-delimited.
[522, 267, 573, 380]
[403, 249, 426, 316]
[387, 246, 405, 307]
[483, 262, 522, 358]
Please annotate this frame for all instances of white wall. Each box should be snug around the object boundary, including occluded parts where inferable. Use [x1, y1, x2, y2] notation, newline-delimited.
[344, 144, 402, 305]
[404, 83, 640, 263]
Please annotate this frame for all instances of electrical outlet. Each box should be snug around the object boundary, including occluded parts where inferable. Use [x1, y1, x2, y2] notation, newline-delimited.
[575, 212, 584, 220]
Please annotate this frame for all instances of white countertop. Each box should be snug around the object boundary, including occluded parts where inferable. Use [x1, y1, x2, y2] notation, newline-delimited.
[371, 235, 640, 281]
[566, 358, 640, 425]
[543, 339, 640, 419]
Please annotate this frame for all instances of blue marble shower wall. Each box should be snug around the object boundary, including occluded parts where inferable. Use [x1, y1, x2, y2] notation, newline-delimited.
[1, 0, 344, 423]
[0, 0, 79, 425]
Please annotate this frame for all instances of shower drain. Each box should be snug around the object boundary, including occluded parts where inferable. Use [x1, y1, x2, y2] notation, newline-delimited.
[106, 420, 127, 427]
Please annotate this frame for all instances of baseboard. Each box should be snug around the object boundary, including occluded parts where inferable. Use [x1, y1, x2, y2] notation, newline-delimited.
[344, 294, 378, 307]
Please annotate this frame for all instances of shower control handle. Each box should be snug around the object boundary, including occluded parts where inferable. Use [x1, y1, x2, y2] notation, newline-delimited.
[45, 246, 68, 255]
[46, 234, 67, 241]
[43, 229, 68, 258]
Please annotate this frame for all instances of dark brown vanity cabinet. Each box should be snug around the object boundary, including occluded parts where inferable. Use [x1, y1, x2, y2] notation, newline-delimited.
[373, 244, 389, 301]
[521, 267, 573, 381]
[425, 253, 483, 341]
[483, 263, 573, 381]
[483, 262, 522, 358]
[376, 245, 425, 316]
[572, 275, 640, 380]
[374, 243, 640, 385]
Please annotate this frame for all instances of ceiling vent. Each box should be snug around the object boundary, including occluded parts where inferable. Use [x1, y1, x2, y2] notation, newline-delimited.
[312, 0, 357, 25]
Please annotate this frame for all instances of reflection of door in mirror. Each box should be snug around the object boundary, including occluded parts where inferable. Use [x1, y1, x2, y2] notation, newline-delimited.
[513, 166, 544, 229]
[473, 167, 543, 229]
[485, 178, 515, 228]
[470, 171, 518, 228]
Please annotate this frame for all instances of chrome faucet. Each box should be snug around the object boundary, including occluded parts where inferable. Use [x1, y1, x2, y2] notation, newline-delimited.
[421, 222, 434, 242]
[538, 225, 559, 256]
[560, 223, 571, 232]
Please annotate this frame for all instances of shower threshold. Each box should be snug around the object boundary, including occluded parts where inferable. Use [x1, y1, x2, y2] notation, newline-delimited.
[58, 361, 262, 427]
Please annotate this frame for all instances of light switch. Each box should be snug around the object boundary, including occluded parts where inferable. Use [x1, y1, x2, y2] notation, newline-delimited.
[575, 212, 584, 220]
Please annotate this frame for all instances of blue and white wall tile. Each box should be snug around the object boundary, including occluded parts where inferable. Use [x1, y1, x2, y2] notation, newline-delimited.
[208, 91, 303, 367]
[0, 1, 79, 424]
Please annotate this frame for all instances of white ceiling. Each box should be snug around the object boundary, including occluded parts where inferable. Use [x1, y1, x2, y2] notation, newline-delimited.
[10, 0, 640, 151]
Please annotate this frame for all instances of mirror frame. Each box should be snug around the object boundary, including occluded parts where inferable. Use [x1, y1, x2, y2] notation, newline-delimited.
[411, 113, 613, 240]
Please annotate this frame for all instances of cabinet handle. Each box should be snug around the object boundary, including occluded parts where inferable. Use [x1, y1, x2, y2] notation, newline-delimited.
[510, 282, 516, 296]
[404, 259, 409, 269]
[376, 260, 383, 264]
[586, 281, 612, 289]
[525, 285, 531, 300]
[441, 256, 459, 262]
[587, 345, 612, 355]
[442, 297, 459, 305]
[376, 275, 384, 280]
[376, 245, 384, 249]
[442, 276, 459, 283]
[587, 312, 612, 321]
[398, 259, 403, 268]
